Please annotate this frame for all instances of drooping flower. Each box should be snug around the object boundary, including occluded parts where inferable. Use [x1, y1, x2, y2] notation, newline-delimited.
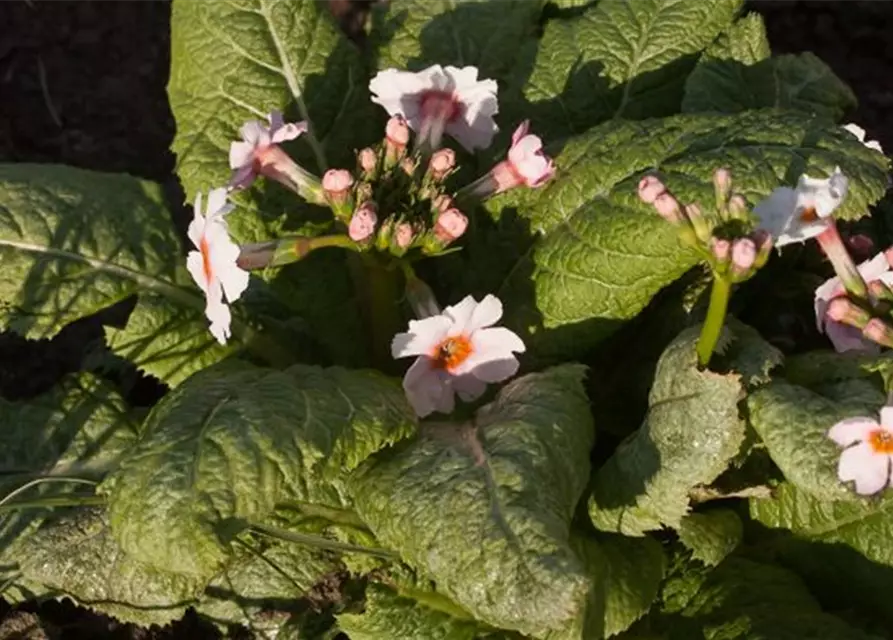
[828, 407, 893, 495]
[228, 111, 320, 199]
[815, 252, 893, 353]
[369, 65, 498, 151]
[186, 188, 250, 345]
[843, 123, 883, 153]
[465, 120, 555, 200]
[753, 167, 848, 247]
[391, 294, 525, 417]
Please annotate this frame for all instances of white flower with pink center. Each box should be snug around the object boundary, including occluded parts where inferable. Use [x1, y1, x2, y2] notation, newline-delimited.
[754, 167, 848, 247]
[391, 294, 525, 417]
[186, 188, 249, 345]
[828, 407, 893, 495]
[228, 110, 308, 190]
[815, 252, 893, 353]
[505, 120, 555, 188]
[369, 65, 498, 152]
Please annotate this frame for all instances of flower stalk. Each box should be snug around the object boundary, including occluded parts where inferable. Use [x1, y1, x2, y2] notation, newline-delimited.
[236, 235, 359, 271]
[697, 275, 732, 367]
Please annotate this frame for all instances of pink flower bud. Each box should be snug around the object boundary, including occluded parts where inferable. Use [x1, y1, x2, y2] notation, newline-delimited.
[434, 208, 468, 243]
[433, 194, 454, 213]
[653, 192, 681, 223]
[323, 169, 354, 203]
[728, 195, 748, 218]
[401, 157, 417, 176]
[711, 238, 731, 262]
[386, 115, 410, 147]
[863, 318, 893, 347]
[731, 237, 756, 275]
[428, 149, 456, 181]
[395, 223, 415, 249]
[638, 175, 665, 204]
[349, 202, 378, 242]
[713, 168, 731, 194]
[751, 229, 774, 268]
[827, 297, 870, 328]
[358, 147, 377, 175]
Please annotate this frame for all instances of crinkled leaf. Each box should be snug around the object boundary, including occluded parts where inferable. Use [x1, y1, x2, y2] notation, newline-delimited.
[683, 52, 856, 119]
[475, 110, 889, 362]
[589, 326, 744, 535]
[784, 349, 893, 389]
[9, 508, 203, 627]
[503, 0, 742, 139]
[721, 318, 784, 388]
[701, 12, 770, 64]
[0, 163, 204, 341]
[677, 510, 742, 567]
[103, 362, 415, 580]
[600, 533, 665, 638]
[350, 365, 594, 637]
[746, 380, 879, 501]
[660, 555, 881, 639]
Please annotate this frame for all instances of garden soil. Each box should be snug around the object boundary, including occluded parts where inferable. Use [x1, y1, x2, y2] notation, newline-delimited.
[0, 0, 890, 638]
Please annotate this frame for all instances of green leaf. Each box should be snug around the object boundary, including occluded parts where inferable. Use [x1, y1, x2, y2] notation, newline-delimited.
[9, 508, 203, 627]
[700, 12, 770, 65]
[477, 110, 890, 362]
[337, 582, 493, 640]
[103, 362, 415, 581]
[600, 533, 666, 638]
[677, 509, 742, 567]
[683, 52, 857, 119]
[350, 365, 594, 638]
[589, 326, 745, 535]
[503, 0, 743, 139]
[784, 349, 893, 390]
[659, 555, 881, 639]
[0, 163, 203, 340]
[746, 380, 879, 501]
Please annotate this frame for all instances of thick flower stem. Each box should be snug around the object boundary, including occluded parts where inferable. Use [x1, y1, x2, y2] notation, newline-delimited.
[696, 275, 732, 367]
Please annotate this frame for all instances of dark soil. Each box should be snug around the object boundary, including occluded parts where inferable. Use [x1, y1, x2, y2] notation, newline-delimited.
[0, 0, 890, 637]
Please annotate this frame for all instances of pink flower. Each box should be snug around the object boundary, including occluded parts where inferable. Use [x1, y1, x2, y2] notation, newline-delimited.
[433, 208, 468, 244]
[228, 110, 311, 192]
[369, 65, 498, 151]
[186, 188, 249, 345]
[395, 223, 415, 249]
[828, 407, 893, 495]
[815, 252, 893, 353]
[466, 121, 554, 199]
[391, 294, 525, 417]
[349, 202, 378, 242]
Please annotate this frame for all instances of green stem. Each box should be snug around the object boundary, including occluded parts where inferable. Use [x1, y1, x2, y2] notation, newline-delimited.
[237, 235, 358, 271]
[249, 522, 397, 560]
[275, 501, 369, 529]
[696, 275, 732, 367]
[0, 477, 97, 509]
[361, 255, 403, 373]
[0, 494, 104, 512]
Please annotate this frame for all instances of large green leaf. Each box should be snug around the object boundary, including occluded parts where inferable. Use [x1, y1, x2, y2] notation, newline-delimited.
[465, 110, 890, 362]
[683, 52, 857, 119]
[589, 326, 745, 535]
[677, 509, 742, 567]
[600, 534, 665, 638]
[502, 0, 743, 140]
[699, 12, 770, 65]
[103, 361, 415, 581]
[6, 508, 203, 627]
[350, 365, 594, 638]
[659, 555, 881, 639]
[746, 380, 881, 501]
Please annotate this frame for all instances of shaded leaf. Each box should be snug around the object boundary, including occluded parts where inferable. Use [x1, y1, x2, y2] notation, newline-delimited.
[677, 509, 742, 567]
[589, 326, 744, 535]
[700, 12, 770, 65]
[350, 365, 594, 637]
[600, 534, 665, 638]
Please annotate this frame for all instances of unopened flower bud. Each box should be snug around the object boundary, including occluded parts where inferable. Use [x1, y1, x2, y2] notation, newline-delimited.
[433, 193, 454, 213]
[401, 157, 417, 176]
[684, 203, 712, 243]
[827, 297, 871, 328]
[395, 223, 415, 249]
[863, 317, 893, 348]
[385, 115, 410, 166]
[323, 169, 355, 220]
[638, 175, 666, 204]
[428, 148, 456, 181]
[434, 208, 468, 244]
[358, 147, 378, 177]
[869, 278, 893, 304]
[731, 237, 756, 279]
[349, 202, 378, 242]
[751, 229, 774, 269]
[711, 237, 731, 264]
[653, 192, 681, 224]
[355, 182, 373, 205]
[713, 168, 731, 196]
[727, 194, 748, 220]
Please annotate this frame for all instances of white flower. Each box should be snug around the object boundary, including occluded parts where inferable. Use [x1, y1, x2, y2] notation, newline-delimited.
[828, 407, 893, 495]
[754, 167, 848, 247]
[228, 110, 307, 190]
[186, 188, 250, 345]
[369, 65, 498, 152]
[843, 123, 883, 153]
[391, 294, 525, 417]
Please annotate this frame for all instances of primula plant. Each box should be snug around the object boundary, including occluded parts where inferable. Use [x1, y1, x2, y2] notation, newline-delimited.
[4, 1, 893, 638]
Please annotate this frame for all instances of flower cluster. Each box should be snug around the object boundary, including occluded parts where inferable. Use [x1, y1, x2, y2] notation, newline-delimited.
[181, 64, 552, 417]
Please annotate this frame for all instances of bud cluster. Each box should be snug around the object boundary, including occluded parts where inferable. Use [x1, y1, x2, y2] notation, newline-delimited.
[638, 169, 772, 283]
[321, 115, 468, 258]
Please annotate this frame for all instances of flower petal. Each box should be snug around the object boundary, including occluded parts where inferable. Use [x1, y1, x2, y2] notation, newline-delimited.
[828, 417, 879, 447]
[205, 294, 232, 346]
[186, 208, 205, 250]
[858, 252, 891, 282]
[403, 356, 454, 417]
[824, 320, 878, 354]
[455, 326, 525, 379]
[186, 250, 208, 294]
[453, 373, 488, 402]
[240, 120, 269, 147]
[797, 168, 848, 218]
[229, 164, 257, 190]
[391, 315, 452, 358]
[754, 187, 797, 237]
[843, 123, 867, 142]
[775, 219, 830, 248]
[205, 187, 233, 218]
[880, 407, 893, 430]
[443, 296, 477, 334]
[838, 442, 890, 495]
[229, 141, 255, 169]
